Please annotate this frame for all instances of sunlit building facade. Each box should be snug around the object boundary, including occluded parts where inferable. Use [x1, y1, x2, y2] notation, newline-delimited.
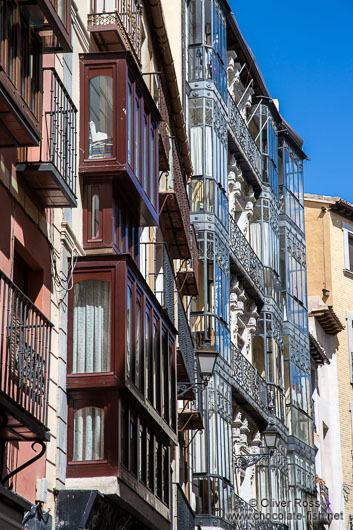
[0, 1, 317, 529]
[176, 0, 316, 528]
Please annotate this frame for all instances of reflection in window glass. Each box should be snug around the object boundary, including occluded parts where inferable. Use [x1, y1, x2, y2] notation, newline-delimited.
[190, 126, 203, 175]
[127, 286, 132, 378]
[143, 115, 148, 193]
[150, 125, 155, 205]
[89, 75, 113, 159]
[73, 280, 111, 373]
[135, 98, 140, 180]
[136, 299, 142, 390]
[146, 312, 153, 402]
[91, 194, 99, 239]
[73, 407, 104, 461]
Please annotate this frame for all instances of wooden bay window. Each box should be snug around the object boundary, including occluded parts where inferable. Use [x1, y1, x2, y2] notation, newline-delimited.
[79, 51, 160, 227]
[67, 255, 177, 480]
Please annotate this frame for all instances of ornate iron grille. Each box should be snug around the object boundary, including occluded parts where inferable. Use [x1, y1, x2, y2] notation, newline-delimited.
[163, 244, 174, 321]
[229, 494, 288, 530]
[228, 91, 262, 181]
[229, 214, 265, 296]
[231, 342, 268, 413]
[178, 293, 195, 385]
[88, 0, 142, 64]
[177, 485, 195, 530]
[230, 493, 257, 530]
[0, 270, 52, 426]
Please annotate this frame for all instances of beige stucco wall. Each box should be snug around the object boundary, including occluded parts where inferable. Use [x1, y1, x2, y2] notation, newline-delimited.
[161, 0, 183, 98]
[305, 195, 353, 523]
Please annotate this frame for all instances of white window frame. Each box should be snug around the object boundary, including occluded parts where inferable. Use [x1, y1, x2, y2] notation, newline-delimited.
[342, 221, 353, 272]
[347, 311, 353, 383]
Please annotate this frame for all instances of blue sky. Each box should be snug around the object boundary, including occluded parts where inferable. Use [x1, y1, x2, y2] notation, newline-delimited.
[230, 0, 353, 203]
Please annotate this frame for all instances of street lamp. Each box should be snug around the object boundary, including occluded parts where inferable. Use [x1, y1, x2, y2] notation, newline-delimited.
[177, 340, 218, 399]
[262, 424, 280, 453]
[233, 423, 280, 469]
[195, 341, 218, 380]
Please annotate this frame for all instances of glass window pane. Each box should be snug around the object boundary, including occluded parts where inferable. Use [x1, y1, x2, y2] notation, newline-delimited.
[127, 286, 132, 378]
[136, 299, 142, 389]
[72, 280, 111, 373]
[91, 193, 99, 238]
[135, 98, 140, 180]
[89, 75, 113, 159]
[73, 407, 104, 461]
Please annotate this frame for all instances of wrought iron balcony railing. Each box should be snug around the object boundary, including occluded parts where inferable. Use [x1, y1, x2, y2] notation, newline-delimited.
[230, 494, 288, 530]
[228, 91, 262, 189]
[177, 485, 195, 530]
[317, 480, 330, 523]
[177, 292, 195, 388]
[230, 493, 257, 530]
[17, 67, 77, 207]
[88, 0, 142, 64]
[231, 343, 268, 423]
[0, 270, 52, 432]
[229, 214, 264, 302]
[140, 242, 174, 322]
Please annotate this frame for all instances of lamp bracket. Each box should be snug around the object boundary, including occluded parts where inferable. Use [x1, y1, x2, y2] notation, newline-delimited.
[177, 380, 209, 399]
[233, 447, 273, 469]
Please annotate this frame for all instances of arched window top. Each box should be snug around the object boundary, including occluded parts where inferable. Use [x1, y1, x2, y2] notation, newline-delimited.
[73, 406, 104, 461]
[88, 75, 113, 159]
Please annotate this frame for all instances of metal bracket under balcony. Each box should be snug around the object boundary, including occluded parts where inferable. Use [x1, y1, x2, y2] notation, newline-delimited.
[88, 1, 142, 65]
[229, 214, 264, 307]
[176, 269, 198, 296]
[228, 91, 263, 198]
[159, 192, 192, 260]
[231, 344, 269, 430]
[176, 227, 199, 296]
[178, 409, 203, 431]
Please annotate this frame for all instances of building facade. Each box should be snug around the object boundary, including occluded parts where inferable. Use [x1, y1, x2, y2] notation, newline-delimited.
[179, 1, 316, 529]
[305, 193, 353, 528]
[0, 1, 199, 529]
[0, 1, 321, 530]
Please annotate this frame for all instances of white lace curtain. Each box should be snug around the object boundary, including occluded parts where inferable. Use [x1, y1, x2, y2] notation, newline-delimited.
[73, 407, 104, 461]
[190, 126, 212, 177]
[72, 279, 111, 373]
[190, 126, 203, 175]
